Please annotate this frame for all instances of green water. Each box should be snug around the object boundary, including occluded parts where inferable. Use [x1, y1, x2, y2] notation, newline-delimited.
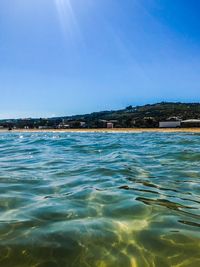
[0, 132, 200, 267]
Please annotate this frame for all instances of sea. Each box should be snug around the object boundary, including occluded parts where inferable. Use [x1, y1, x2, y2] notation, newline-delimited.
[0, 132, 200, 267]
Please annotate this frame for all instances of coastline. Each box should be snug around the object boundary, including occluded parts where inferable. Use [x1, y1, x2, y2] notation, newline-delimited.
[1, 128, 200, 133]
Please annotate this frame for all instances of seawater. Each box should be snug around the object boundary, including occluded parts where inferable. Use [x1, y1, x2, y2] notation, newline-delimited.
[0, 132, 200, 267]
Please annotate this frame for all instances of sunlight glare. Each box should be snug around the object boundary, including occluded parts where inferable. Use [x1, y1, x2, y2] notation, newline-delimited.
[54, 0, 80, 39]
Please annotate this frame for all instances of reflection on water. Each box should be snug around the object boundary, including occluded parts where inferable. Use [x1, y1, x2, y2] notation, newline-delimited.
[0, 132, 200, 267]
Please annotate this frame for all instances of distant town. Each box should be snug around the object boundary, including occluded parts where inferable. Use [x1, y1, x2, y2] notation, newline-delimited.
[1, 102, 200, 130]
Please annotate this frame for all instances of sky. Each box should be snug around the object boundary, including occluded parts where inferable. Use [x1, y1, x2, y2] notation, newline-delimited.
[0, 0, 200, 119]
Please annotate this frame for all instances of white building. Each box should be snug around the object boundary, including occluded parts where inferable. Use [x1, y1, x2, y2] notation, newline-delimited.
[58, 124, 70, 129]
[38, 126, 51, 129]
[159, 121, 181, 128]
[181, 119, 200, 127]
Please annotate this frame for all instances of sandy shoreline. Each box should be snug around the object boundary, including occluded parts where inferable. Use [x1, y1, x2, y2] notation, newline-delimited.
[1, 128, 200, 133]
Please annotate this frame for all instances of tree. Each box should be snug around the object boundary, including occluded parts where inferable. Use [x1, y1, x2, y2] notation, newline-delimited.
[126, 105, 133, 110]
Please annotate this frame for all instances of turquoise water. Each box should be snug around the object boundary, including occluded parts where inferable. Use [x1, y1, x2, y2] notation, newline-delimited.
[0, 132, 200, 267]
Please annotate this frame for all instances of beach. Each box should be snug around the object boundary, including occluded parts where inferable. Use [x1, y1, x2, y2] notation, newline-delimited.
[1, 127, 200, 133]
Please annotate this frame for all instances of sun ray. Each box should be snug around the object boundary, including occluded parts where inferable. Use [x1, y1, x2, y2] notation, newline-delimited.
[54, 0, 81, 40]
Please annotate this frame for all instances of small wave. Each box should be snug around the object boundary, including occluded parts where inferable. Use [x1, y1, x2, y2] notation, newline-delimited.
[0, 132, 200, 266]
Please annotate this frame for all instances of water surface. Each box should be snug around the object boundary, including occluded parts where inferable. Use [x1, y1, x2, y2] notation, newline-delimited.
[0, 132, 200, 267]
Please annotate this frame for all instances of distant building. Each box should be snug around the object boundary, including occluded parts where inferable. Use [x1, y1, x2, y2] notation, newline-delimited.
[58, 124, 70, 129]
[181, 119, 200, 127]
[159, 121, 181, 128]
[80, 122, 86, 127]
[38, 126, 51, 129]
[107, 122, 114, 128]
[167, 116, 181, 121]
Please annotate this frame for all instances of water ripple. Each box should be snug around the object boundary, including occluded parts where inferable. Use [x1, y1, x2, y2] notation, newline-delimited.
[0, 132, 200, 267]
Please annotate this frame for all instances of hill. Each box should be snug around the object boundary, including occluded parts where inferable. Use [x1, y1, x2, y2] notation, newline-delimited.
[1, 102, 200, 129]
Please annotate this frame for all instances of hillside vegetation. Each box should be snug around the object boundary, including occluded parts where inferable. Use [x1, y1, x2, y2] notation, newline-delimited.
[1, 102, 200, 129]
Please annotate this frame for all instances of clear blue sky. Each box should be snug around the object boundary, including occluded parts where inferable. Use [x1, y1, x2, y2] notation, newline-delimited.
[0, 0, 200, 119]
